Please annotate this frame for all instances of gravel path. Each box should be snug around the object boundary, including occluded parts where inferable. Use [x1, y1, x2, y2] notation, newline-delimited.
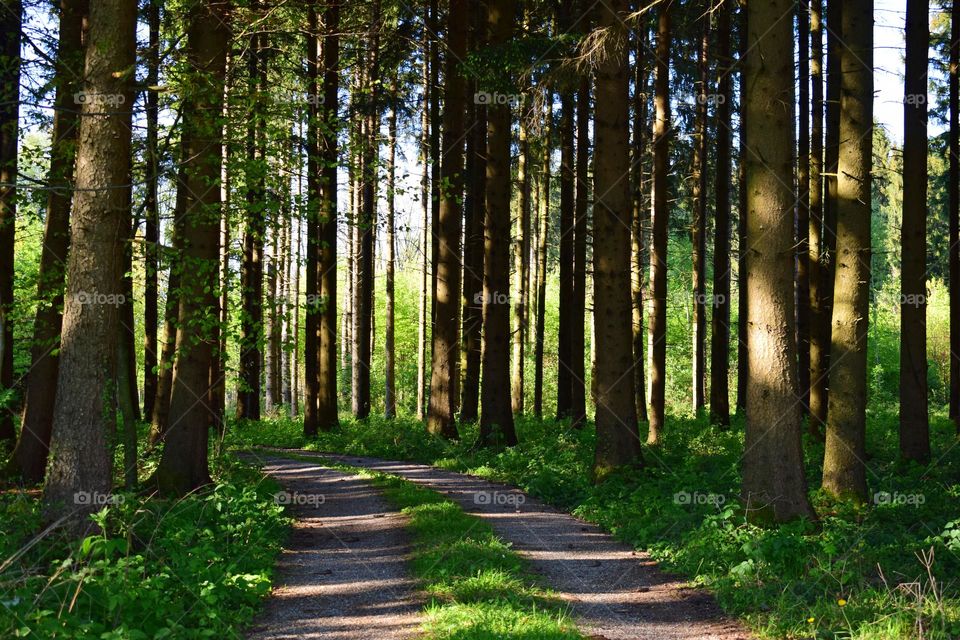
[243, 456, 422, 640]
[261, 449, 751, 640]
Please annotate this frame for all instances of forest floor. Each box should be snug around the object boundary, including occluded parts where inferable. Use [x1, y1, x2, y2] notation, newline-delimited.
[246, 449, 750, 640]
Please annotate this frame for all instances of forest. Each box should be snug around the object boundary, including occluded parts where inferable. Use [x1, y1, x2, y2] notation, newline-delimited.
[1, 0, 960, 638]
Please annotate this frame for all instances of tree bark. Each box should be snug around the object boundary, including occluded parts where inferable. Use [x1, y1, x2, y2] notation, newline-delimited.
[808, 0, 828, 435]
[478, 0, 518, 447]
[647, 3, 670, 445]
[951, 0, 960, 430]
[0, 0, 21, 446]
[8, 0, 87, 481]
[630, 18, 649, 425]
[42, 0, 137, 525]
[152, 0, 230, 495]
[236, 18, 265, 422]
[557, 49, 575, 420]
[143, 0, 160, 422]
[796, 0, 811, 415]
[736, 2, 748, 413]
[513, 105, 531, 415]
[571, 76, 590, 428]
[709, 0, 731, 427]
[426, 0, 467, 437]
[385, 86, 397, 419]
[741, 0, 816, 523]
[822, 0, 872, 503]
[317, 0, 340, 430]
[592, 0, 642, 478]
[533, 99, 550, 419]
[691, 13, 709, 415]
[417, 33, 429, 421]
[899, 0, 930, 463]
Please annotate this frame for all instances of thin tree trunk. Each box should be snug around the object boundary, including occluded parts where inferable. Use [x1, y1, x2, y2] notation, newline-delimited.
[899, 0, 929, 463]
[952, 0, 960, 431]
[808, 0, 828, 435]
[571, 75, 590, 428]
[736, 3, 749, 413]
[8, 0, 87, 481]
[427, 0, 467, 437]
[534, 99, 550, 419]
[385, 86, 398, 419]
[0, 0, 21, 446]
[709, 0, 732, 427]
[42, 0, 137, 525]
[691, 14, 709, 415]
[478, 0, 518, 447]
[417, 36, 429, 421]
[557, 26, 575, 420]
[143, 0, 160, 422]
[303, 3, 320, 435]
[647, 3, 671, 445]
[513, 106, 531, 415]
[265, 227, 279, 414]
[153, 0, 229, 495]
[236, 20, 265, 421]
[796, 0, 811, 415]
[822, 0, 872, 503]
[630, 19, 649, 425]
[317, 0, 340, 430]
[593, 0, 642, 478]
[741, 0, 816, 523]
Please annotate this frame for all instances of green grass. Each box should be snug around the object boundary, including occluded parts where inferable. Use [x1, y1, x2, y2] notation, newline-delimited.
[0, 455, 289, 639]
[278, 454, 580, 640]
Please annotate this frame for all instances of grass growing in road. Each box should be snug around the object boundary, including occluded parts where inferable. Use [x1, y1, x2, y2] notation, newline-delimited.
[300, 456, 581, 640]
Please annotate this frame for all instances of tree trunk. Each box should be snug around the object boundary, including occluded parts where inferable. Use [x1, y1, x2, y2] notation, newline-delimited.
[236, 20, 265, 422]
[533, 100, 550, 419]
[630, 19, 649, 425]
[741, 0, 816, 523]
[427, 0, 467, 437]
[460, 8, 486, 423]
[42, 0, 137, 525]
[513, 106, 530, 415]
[317, 0, 340, 430]
[593, 0, 642, 478]
[303, 3, 320, 435]
[736, 3, 748, 413]
[571, 75, 590, 428]
[385, 86, 398, 419]
[152, 0, 229, 495]
[479, 0, 518, 448]
[557, 46, 575, 421]
[822, 0, 872, 503]
[709, 0, 731, 427]
[0, 0, 21, 446]
[8, 0, 87, 481]
[417, 34, 429, 422]
[691, 14, 708, 415]
[808, 0, 828, 435]
[265, 228, 279, 414]
[951, 0, 960, 431]
[143, 0, 160, 422]
[899, 0, 930, 463]
[353, 0, 380, 421]
[647, 3, 670, 445]
[796, 0, 811, 415]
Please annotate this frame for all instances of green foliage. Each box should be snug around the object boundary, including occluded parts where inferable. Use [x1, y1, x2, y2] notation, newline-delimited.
[0, 457, 289, 639]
